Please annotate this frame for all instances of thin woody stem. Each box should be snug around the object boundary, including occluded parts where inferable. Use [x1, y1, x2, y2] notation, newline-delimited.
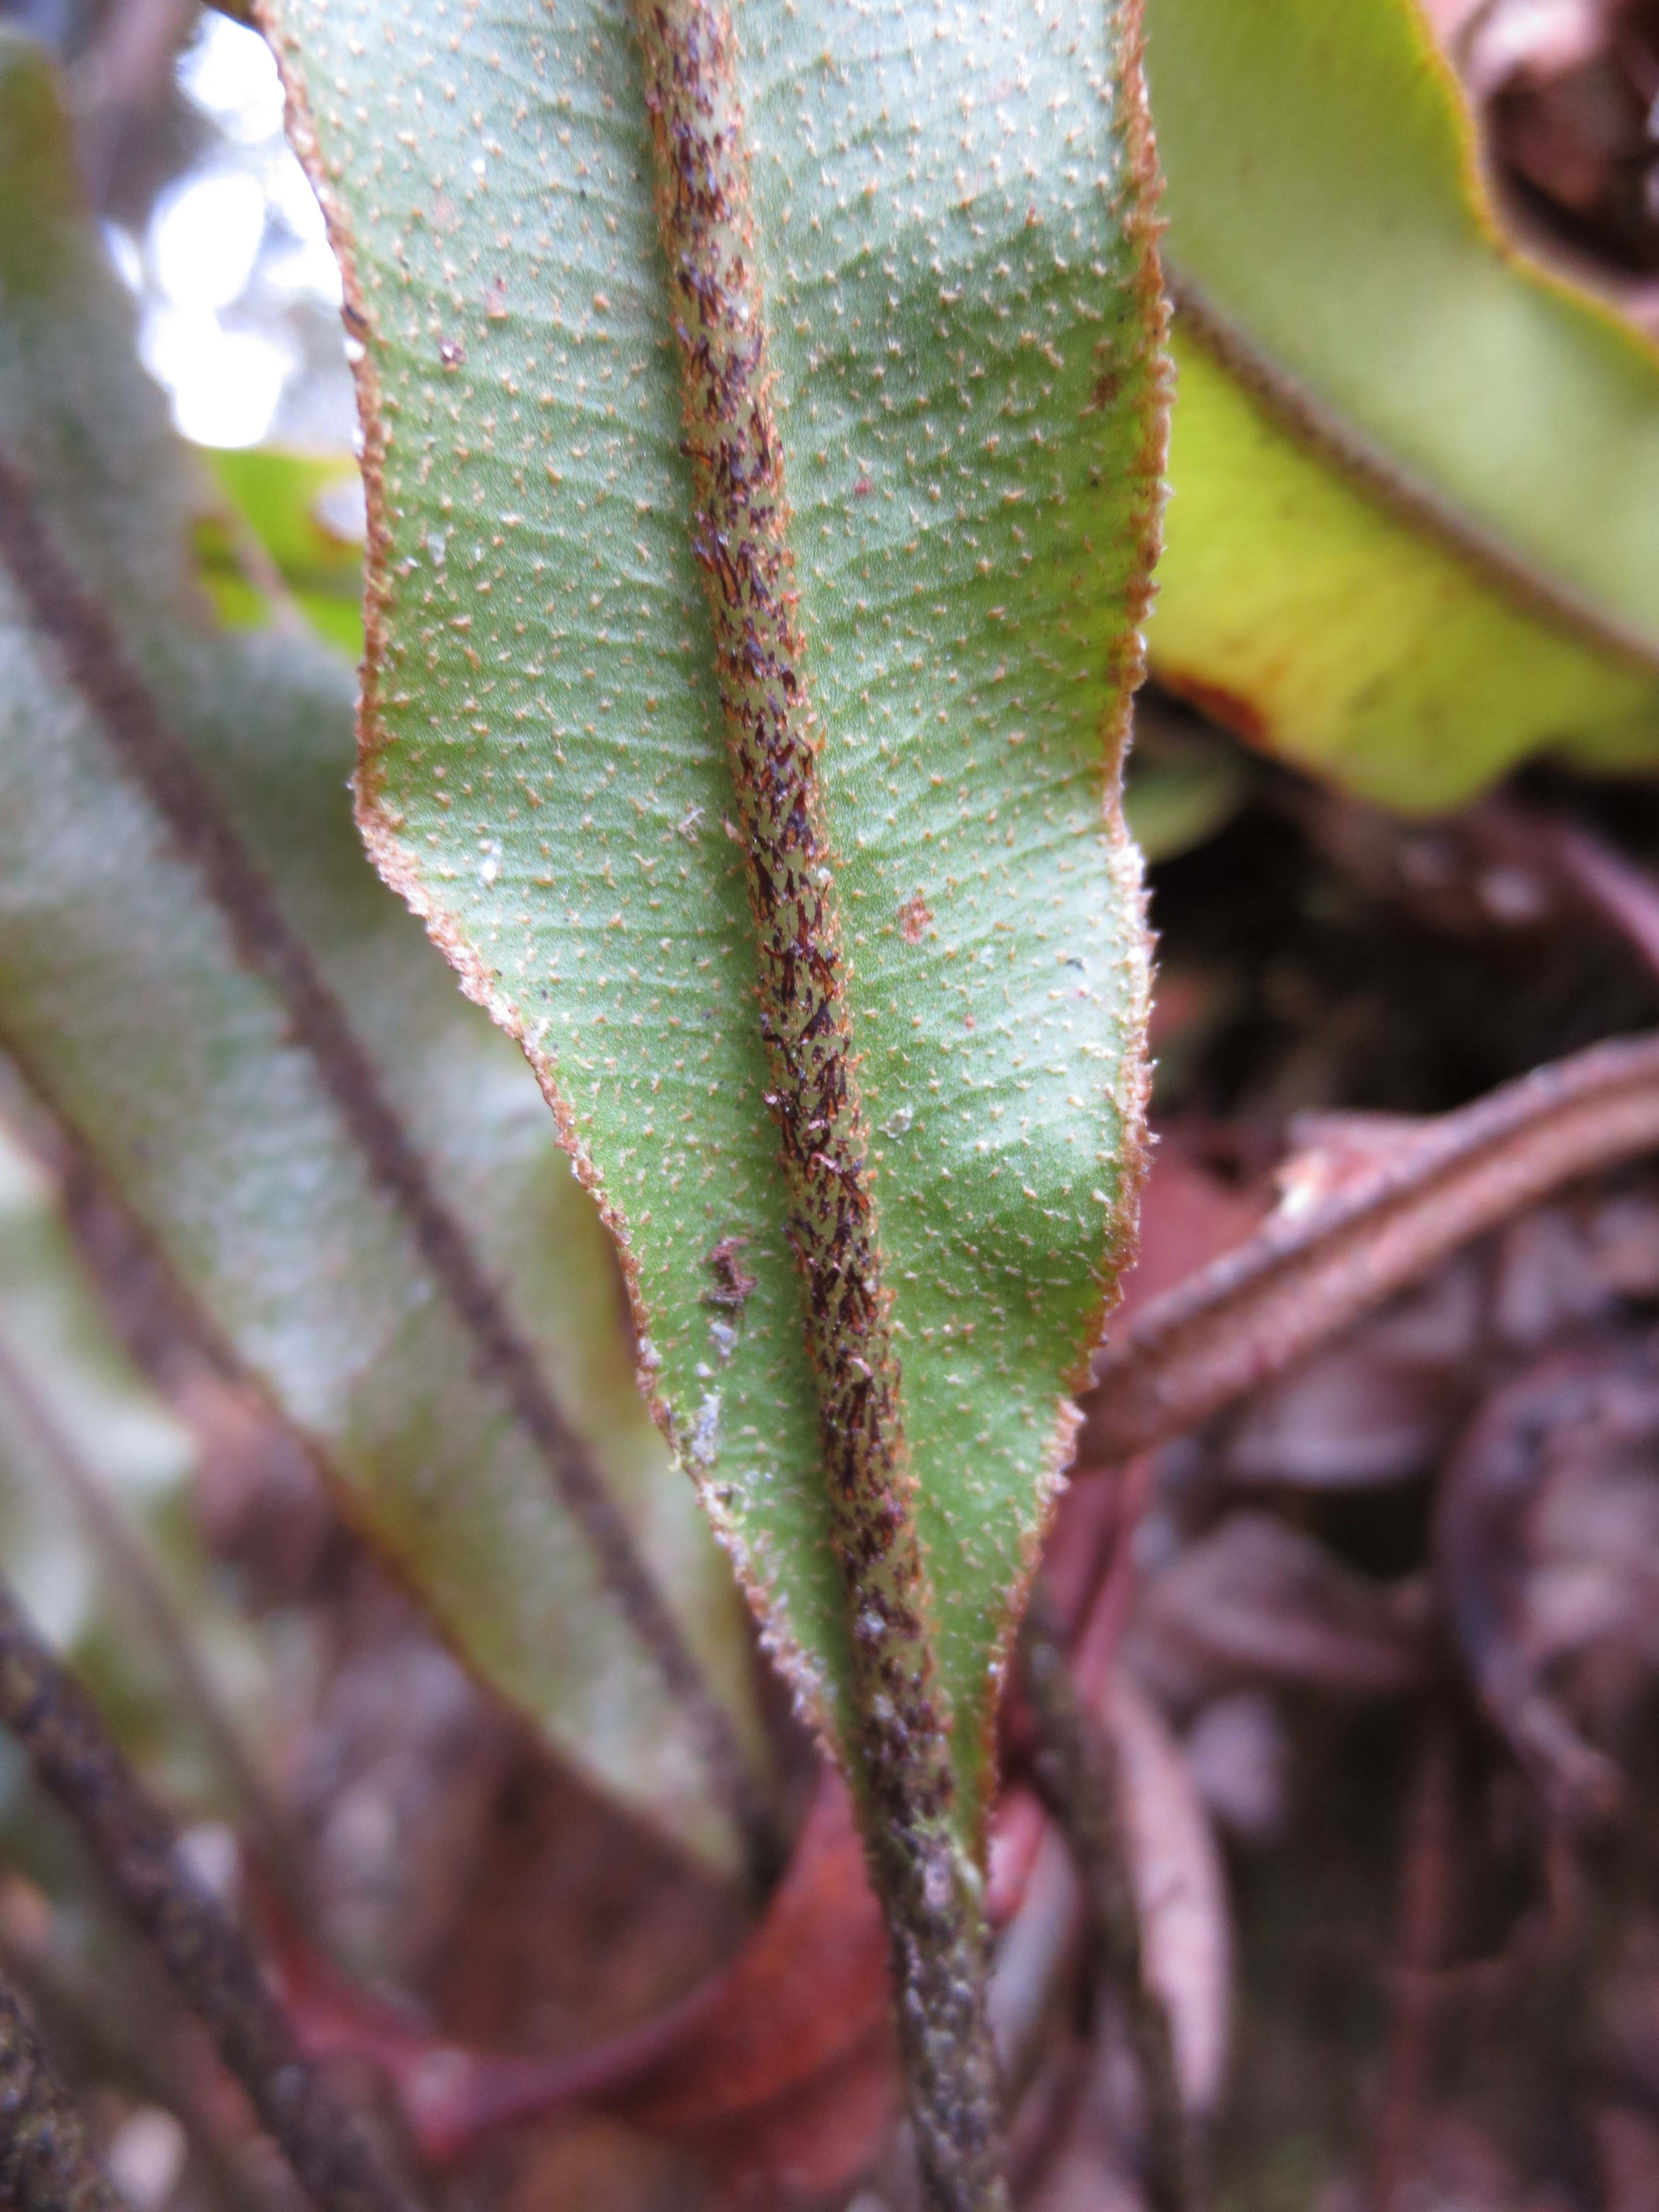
[1019, 1588, 1193, 2212]
[630, 0, 1005, 2201]
[1080, 1028, 1659, 1471]
[0, 1574, 418, 2212]
[0, 1930, 288, 2212]
[1373, 1715, 1455, 2212]
[0, 1970, 120, 2212]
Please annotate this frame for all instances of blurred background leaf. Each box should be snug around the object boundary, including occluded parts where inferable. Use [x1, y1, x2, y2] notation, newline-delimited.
[0, 1106, 276, 1827]
[197, 447, 363, 657]
[1144, 0, 1659, 811]
[0, 25, 763, 1877]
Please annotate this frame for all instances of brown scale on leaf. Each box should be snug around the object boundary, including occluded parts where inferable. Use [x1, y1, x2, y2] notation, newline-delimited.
[631, 0, 1007, 2203]
[898, 892, 934, 946]
[700, 1233, 756, 1312]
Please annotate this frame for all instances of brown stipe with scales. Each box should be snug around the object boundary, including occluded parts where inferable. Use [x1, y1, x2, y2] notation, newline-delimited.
[0, 1575, 413, 2212]
[0, 1971, 120, 2212]
[0, 453, 775, 1889]
[630, 0, 1006, 2202]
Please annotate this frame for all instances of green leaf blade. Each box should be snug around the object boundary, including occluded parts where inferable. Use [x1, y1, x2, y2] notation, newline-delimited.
[1152, 0, 1659, 647]
[268, 0, 1163, 1842]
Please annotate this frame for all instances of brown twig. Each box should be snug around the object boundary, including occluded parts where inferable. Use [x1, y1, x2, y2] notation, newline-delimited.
[1080, 1029, 1659, 1468]
[0, 1574, 416, 2212]
[1372, 1716, 1456, 2212]
[0, 1969, 120, 2212]
[1018, 1589, 1194, 2212]
[0, 453, 775, 1888]
[0, 1912, 299, 2212]
[1546, 814, 1659, 985]
[1069, 1453, 1156, 1705]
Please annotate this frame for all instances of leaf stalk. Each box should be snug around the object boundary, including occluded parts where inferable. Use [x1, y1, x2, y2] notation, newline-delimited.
[1081, 1029, 1659, 1469]
[1020, 1588, 1194, 2212]
[0, 1969, 120, 2212]
[0, 1573, 416, 2212]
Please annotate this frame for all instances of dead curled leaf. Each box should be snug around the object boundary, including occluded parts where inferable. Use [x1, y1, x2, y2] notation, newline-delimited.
[1103, 1673, 1231, 2119]
[267, 1768, 894, 2191]
[263, 1670, 1228, 2192]
[1079, 1031, 1659, 1469]
[1121, 1513, 1431, 1713]
[1433, 1331, 1659, 1827]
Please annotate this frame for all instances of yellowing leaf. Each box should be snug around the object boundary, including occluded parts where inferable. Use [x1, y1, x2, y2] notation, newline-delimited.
[1144, 0, 1659, 808]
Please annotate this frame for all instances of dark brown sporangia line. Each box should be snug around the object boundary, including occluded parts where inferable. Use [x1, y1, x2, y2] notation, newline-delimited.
[631, 0, 1007, 2201]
